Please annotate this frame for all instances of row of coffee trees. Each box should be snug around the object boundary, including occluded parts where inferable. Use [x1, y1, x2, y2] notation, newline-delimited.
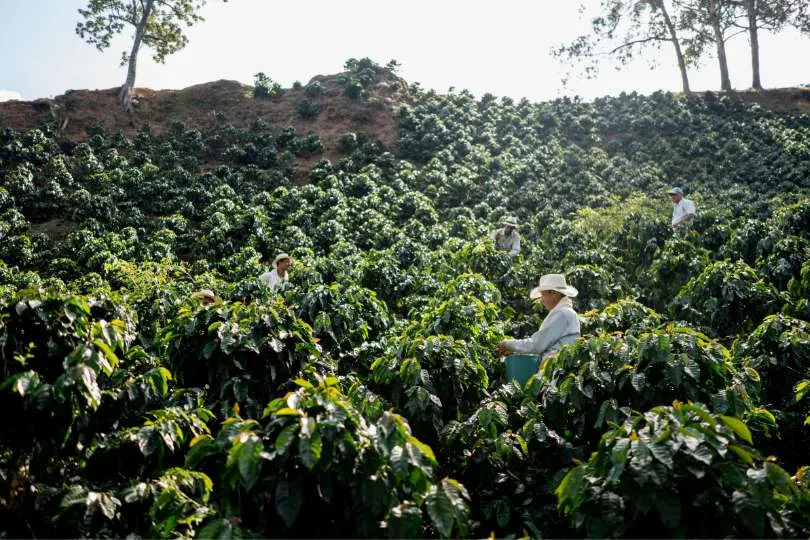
[1, 60, 809, 537]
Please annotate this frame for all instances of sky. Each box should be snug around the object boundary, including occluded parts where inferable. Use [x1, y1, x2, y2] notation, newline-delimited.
[1, 0, 809, 103]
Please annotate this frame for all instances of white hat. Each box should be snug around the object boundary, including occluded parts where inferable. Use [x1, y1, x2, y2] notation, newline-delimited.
[273, 253, 291, 267]
[192, 289, 216, 302]
[503, 216, 518, 228]
[667, 187, 684, 195]
[529, 273, 578, 299]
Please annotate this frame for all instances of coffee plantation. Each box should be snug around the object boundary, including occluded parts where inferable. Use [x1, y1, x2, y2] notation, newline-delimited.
[1, 59, 810, 537]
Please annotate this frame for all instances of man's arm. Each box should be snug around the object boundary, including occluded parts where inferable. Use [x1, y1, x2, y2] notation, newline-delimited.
[505, 310, 565, 355]
[673, 201, 696, 227]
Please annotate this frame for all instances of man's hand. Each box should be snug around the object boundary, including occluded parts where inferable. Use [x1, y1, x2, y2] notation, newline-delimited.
[495, 341, 509, 357]
[495, 229, 502, 241]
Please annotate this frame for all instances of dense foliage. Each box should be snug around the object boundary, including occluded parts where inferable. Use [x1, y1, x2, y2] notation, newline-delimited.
[2, 59, 810, 537]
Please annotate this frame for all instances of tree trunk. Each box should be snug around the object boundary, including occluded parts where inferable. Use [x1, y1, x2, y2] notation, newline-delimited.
[747, 0, 762, 89]
[708, 0, 732, 91]
[120, 0, 154, 112]
[656, 0, 691, 93]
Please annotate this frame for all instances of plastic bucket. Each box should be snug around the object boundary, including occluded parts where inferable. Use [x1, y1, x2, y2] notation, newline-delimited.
[504, 354, 541, 386]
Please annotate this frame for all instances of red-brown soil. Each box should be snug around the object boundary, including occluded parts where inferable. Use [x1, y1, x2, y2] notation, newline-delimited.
[0, 73, 412, 180]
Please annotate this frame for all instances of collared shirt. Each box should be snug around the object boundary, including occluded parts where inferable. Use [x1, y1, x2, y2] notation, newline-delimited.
[672, 198, 696, 227]
[491, 228, 521, 256]
[259, 269, 288, 291]
[504, 303, 580, 358]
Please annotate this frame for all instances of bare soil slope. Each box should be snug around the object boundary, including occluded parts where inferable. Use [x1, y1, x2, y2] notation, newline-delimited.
[0, 73, 411, 168]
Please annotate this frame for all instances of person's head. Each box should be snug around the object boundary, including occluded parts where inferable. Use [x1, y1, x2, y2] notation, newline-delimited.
[668, 187, 684, 203]
[529, 273, 578, 311]
[192, 289, 217, 306]
[274, 253, 292, 274]
[503, 216, 518, 235]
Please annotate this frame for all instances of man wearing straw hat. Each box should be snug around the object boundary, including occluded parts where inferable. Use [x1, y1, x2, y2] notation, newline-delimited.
[259, 253, 292, 291]
[496, 273, 580, 362]
[491, 216, 521, 257]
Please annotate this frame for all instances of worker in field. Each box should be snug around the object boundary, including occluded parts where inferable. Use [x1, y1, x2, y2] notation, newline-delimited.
[259, 253, 292, 291]
[491, 216, 521, 257]
[668, 187, 696, 233]
[496, 273, 580, 364]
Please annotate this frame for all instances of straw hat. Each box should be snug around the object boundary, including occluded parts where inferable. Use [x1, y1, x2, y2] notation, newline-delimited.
[503, 216, 518, 228]
[529, 273, 578, 299]
[273, 253, 291, 267]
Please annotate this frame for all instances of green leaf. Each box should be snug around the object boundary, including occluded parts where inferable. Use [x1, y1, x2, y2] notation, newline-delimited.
[494, 498, 510, 528]
[92, 339, 119, 375]
[733, 490, 764, 538]
[275, 407, 302, 416]
[649, 441, 674, 469]
[764, 462, 800, 497]
[95, 492, 120, 520]
[75, 364, 101, 409]
[236, 433, 263, 491]
[426, 483, 454, 537]
[795, 380, 810, 402]
[137, 428, 158, 457]
[556, 466, 586, 513]
[631, 371, 646, 392]
[684, 357, 700, 380]
[275, 424, 298, 454]
[298, 431, 322, 470]
[720, 415, 753, 444]
[728, 444, 754, 465]
[275, 479, 303, 528]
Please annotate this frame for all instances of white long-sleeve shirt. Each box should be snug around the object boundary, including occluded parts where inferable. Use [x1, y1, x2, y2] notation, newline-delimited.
[258, 269, 288, 291]
[671, 198, 696, 227]
[505, 303, 580, 358]
[491, 228, 521, 256]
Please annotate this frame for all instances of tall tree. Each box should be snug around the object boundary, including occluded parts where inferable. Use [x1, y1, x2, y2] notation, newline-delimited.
[677, 0, 738, 91]
[553, 0, 697, 94]
[76, 0, 221, 112]
[729, 0, 805, 89]
[707, 0, 733, 91]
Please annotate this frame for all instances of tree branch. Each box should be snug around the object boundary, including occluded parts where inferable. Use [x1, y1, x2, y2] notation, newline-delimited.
[605, 35, 669, 55]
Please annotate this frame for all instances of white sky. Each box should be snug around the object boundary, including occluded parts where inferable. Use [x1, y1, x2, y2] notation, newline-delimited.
[1, 0, 809, 102]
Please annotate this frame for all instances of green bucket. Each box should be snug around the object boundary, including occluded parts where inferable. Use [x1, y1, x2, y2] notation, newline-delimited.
[504, 354, 541, 386]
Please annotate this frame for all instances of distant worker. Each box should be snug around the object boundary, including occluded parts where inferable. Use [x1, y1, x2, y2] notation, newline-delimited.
[668, 187, 696, 233]
[496, 273, 580, 364]
[491, 216, 521, 257]
[192, 289, 217, 306]
[259, 253, 292, 291]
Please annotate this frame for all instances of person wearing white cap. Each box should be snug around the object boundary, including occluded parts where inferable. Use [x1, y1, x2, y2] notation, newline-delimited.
[490, 216, 521, 257]
[259, 253, 292, 291]
[496, 273, 580, 361]
[668, 187, 696, 232]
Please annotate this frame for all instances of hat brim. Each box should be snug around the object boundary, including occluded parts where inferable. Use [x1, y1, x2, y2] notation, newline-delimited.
[530, 285, 579, 299]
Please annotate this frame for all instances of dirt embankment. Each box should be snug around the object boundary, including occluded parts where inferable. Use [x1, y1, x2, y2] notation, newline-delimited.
[0, 73, 412, 168]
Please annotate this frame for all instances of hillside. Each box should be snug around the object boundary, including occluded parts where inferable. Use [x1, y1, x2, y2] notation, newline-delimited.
[0, 69, 409, 175]
[2, 59, 810, 539]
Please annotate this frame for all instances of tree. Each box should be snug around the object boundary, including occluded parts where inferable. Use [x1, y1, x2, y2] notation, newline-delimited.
[731, 0, 806, 89]
[76, 0, 221, 112]
[553, 1, 696, 94]
[706, 0, 734, 90]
